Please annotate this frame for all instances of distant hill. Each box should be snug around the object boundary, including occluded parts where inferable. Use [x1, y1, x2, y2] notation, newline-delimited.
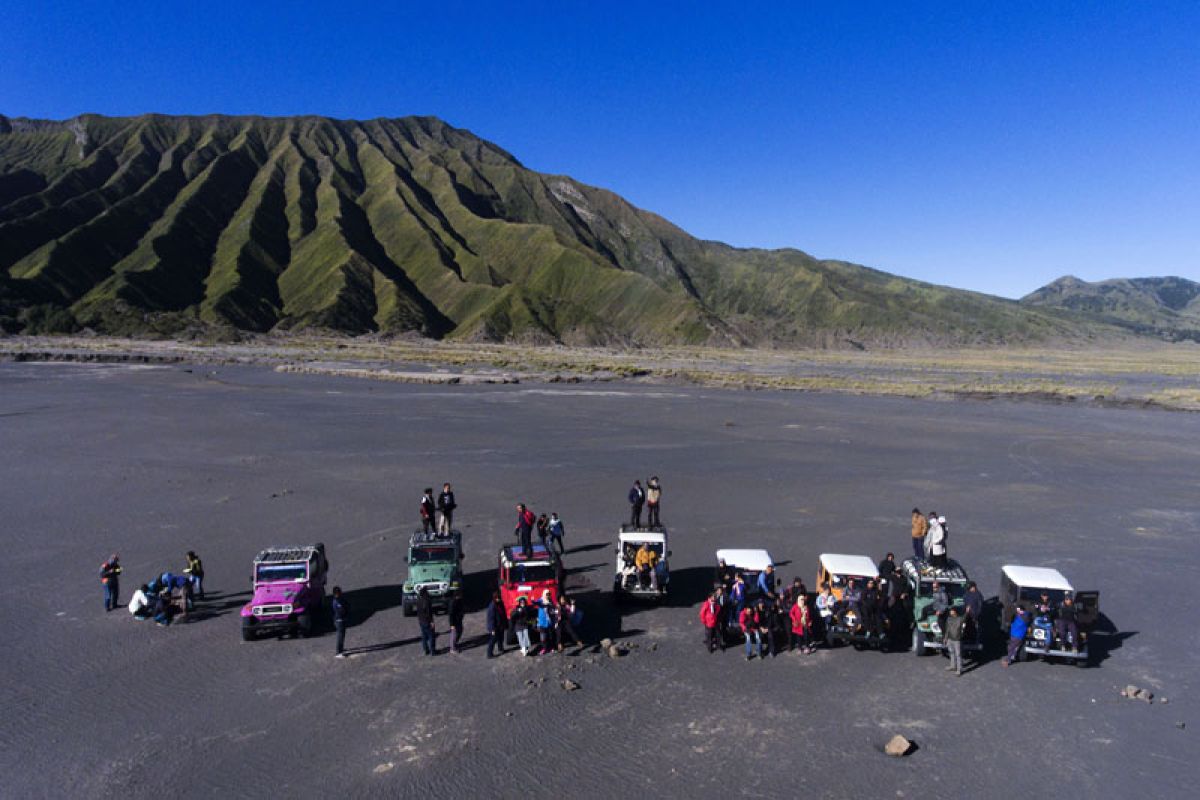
[1022, 276, 1200, 342]
[0, 113, 1121, 345]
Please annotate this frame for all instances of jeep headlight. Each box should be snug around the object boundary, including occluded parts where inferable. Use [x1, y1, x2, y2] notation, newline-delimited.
[449, 581, 461, 590]
[403, 584, 413, 593]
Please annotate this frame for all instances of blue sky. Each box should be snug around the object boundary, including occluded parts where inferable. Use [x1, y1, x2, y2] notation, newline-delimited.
[3, 2, 1197, 297]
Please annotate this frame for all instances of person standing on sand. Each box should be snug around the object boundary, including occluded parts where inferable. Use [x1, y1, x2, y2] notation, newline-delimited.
[332, 586, 349, 658]
[420, 489, 436, 535]
[100, 554, 122, 612]
[447, 592, 465, 654]
[944, 607, 966, 675]
[510, 596, 533, 656]
[1003, 605, 1027, 666]
[700, 593, 723, 653]
[911, 509, 927, 562]
[485, 592, 507, 658]
[646, 476, 663, 527]
[417, 587, 437, 656]
[436, 483, 456, 534]
[184, 551, 204, 599]
[628, 480, 645, 528]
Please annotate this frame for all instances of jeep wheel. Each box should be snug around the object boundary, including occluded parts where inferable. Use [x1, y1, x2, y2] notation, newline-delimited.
[241, 621, 256, 642]
[297, 613, 313, 638]
[912, 628, 926, 656]
[403, 601, 415, 618]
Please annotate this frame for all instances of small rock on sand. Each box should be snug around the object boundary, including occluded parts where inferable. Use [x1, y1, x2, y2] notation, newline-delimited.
[600, 638, 613, 649]
[561, 679, 580, 691]
[885, 735, 914, 757]
[606, 645, 623, 659]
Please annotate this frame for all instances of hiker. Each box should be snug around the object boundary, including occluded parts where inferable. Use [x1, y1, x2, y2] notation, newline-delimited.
[739, 602, 765, 660]
[447, 592, 465, 654]
[815, 584, 835, 644]
[646, 476, 663, 526]
[509, 596, 534, 656]
[536, 590, 557, 654]
[757, 565, 777, 599]
[547, 512, 566, 555]
[184, 551, 204, 599]
[128, 584, 152, 620]
[416, 587, 437, 656]
[536, 514, 550, 549]
[485, 592, 507, 658]
[928, 514, 948, 569]
[911, 508, 928, 562]
[944, 607, 966, 675]
[789, 595, 813, 653]
[420, 489, 436, 535]
[557, 595, 584, 648]
[152, 589, 173, 627]
[877, 552, 897, 579]
[1056, 595, 1079, 651]
[700, 593, 723, 653]
[1003, 606, 1027, 666]
[635, 542, 659, 589]
[332, 586, 349, 658]
[436, 483, 456, 534]
[100, 554, 122, 612]
[515, 503, 534, 557]
[628, 480, 645, 528]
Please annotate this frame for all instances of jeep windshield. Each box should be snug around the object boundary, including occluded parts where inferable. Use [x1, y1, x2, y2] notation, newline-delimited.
[510, 563, 556, 583]
[1019, 587, 1068, 606]
[256, 563, 307, 582]
[412, 546, 455, 563]
[916, 581, 965, 600]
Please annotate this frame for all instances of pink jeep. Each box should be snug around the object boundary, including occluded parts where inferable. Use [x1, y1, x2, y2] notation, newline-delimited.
[240, 544, 329, 641]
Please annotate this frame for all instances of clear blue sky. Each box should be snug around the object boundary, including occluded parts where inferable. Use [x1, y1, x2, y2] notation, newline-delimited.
[4, 1, 1197, 297]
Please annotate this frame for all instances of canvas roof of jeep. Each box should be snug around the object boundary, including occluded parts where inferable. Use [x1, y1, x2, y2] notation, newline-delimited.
[500, 543, 556, 567]
[253, 545, 322, 564]
[619, 529, 666, 546]
[818, 553, 879, 579]
[1002, 565, 1074, 592]
[716, 549, 774, 573]
[902, 557, 969, 584]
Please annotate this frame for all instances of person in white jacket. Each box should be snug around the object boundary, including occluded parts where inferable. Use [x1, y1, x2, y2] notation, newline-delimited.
[127, 584, 152, 619]
[926, 514, 948, 568]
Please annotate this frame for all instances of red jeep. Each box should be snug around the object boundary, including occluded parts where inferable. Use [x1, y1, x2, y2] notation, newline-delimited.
[498, 543, 563, 641]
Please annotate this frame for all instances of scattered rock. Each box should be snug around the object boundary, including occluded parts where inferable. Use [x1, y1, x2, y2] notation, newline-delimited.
[600, 638, 613, 649]
[561, 679, 580, 691]
[505, 712, 513, 717]
[606, 645, 623, 659]
[884, 735, 914, 757]
[1122, 684, 1139, 698]
[373, 762, 395, 774]
[1176, 722, 1186, 730]
[524, 679, 536, 687]
[1136, 688, 1154, 703]
[649, 642, 658, 651]
[1160, 697, 1169, 704]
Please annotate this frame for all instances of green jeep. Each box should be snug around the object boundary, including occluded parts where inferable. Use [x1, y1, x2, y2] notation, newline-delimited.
[902, 557, 983, 656]
[402, 530, 464, 616]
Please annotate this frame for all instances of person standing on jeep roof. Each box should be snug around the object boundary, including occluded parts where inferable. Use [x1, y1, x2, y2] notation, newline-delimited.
[420, 489, 436, 535]
[944, 607, 966, 675]
[536, 513, 550, 549]
[416, 587, 437, 656]
[515, 504, 534, 557]
[332, 586, 349, 658]
[910, 508, 927, 563]
[100, 554, 122, 612]
[547, 513, 566, 555]
[510, 596, 534, 656]
[485, 592, 507, 658]
[436, 483, 456, 534]
[646, 476, 663, 527]
[700, 593, 723, 653]
[628, 480, 645, 528]
[447, 593, 465, 654]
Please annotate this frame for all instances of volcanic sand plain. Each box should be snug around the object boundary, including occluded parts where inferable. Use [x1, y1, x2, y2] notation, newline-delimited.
[1, 362, 1197, 798]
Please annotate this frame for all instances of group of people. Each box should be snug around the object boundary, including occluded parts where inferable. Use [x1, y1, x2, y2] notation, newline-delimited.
[910, 507, 949, 568]
[420, 483, 457, 535]
[513, 503, 566, 556]
[104, 551, 206, 628]
[627, 476, 663, 528]
[491, 590, 584, 657]
[701, 563, 817, 659]
[617, 541, 665, 590]
[1003, 590, 1082, 667]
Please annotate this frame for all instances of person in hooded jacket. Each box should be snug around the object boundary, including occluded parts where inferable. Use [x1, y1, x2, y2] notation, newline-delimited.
[789, 595, 813, 653]
[700, 593, 723, 653]
[535, 590, 557, 654]
[1003, 606, 1028, 666]
[485, 592, 507, 658]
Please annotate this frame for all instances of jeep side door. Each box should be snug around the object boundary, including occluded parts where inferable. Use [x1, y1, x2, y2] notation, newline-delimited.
[1074, 590, 1100, 631]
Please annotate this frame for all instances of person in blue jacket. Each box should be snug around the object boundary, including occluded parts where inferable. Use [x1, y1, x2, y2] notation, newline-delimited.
[1004, 605, 1028, 666]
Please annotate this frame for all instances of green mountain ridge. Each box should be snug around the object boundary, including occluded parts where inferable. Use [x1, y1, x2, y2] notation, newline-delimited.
[1021, 275, 1200, 342]
[0, 113, 1129, 345]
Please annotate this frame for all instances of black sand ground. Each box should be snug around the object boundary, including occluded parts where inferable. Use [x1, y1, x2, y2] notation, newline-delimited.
[1, 363, 1196, 798]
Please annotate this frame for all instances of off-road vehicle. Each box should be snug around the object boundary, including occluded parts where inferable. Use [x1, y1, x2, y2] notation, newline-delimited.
[240, 544, 328, 641]
[903, 557, 983, 656]
[1001, 565, 1099, 664]
[401, 530, 464, 616]
[614, 525, 670, 600]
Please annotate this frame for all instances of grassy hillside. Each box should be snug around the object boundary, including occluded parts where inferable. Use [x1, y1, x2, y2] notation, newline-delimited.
[1, 113, 1110, 345]
[1022, 276, 1200, 343]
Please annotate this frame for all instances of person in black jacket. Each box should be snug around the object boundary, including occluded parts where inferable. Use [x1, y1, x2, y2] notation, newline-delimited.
[861, 580, 884, 637]
[485, 592, 507, 658]
[332, 586, 349, 658]
[420, 489, 436, 535]
[1056, 595, 1079, 651]
[509, 596, 534, 656]
[416, 588, 437, 656]
[628, 480, 645, 528]
[436, 483, 456, 535]
[447, 592, 465, 654]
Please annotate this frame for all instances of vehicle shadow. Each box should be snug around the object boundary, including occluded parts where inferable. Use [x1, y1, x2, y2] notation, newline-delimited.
[345, 635, 422, 656]
[663, 566, 721, 608]
[342, 583, 403, 628]
[462, 568, 495, 614]
[181, 590, 251, 623]
[568, 586, 644, 648]
[565, 562, 604, 577]
[566, 542, 608, 555]
[1087, 613, 1132, 666]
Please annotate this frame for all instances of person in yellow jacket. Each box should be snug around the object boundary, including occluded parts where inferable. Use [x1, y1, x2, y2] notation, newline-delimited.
[634, 543, 659, 589]
[910, 508, 928, 562]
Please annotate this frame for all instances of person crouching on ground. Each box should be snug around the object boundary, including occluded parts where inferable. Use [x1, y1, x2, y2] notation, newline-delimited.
[152, 589, 173, 627]
[128, 584, 152, 620]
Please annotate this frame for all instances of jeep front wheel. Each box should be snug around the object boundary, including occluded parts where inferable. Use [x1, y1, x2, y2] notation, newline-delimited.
[241, 621, 256, 642]
[912, 628, 926, 656]
[297, 613, 313, 638]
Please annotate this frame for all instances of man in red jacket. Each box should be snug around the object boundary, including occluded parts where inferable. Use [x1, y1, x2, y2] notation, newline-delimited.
[700, 594, 723, 653]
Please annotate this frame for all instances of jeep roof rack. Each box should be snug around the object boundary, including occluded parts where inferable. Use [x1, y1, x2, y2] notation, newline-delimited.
[410, 529, 461, 546]
[500, 543, 555, 566]
[620, 524, 666, 533]
[254, 545, 322, 564]
[902, 557, 969, 583]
